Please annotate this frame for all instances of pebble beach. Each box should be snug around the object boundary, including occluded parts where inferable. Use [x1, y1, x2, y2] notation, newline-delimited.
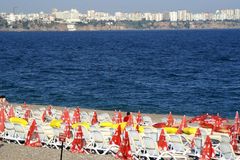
[0, 103, 182, 160]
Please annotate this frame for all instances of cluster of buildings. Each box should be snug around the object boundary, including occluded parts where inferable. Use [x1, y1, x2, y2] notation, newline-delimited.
[1, 8, 240, 24]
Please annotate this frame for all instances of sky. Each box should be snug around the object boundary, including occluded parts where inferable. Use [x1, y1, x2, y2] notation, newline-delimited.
[1, 0, 240, 14]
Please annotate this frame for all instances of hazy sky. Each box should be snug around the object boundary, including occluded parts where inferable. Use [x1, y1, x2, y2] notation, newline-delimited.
[1, 0, 240, 13]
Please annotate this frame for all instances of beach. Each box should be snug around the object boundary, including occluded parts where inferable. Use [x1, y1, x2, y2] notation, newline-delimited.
[0, 103, 188, 160]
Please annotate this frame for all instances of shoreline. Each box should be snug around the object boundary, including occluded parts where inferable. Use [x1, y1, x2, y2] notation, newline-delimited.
[1, 28, 240, 32]
[10, 102, 235, 122]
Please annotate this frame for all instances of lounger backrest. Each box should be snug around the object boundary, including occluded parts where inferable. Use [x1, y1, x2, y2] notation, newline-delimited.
[92, 130, 104, 142]
[14, 124, 25, 133]
[128, 130, 142, 148]
[194, 137, 202, 150]
[5, 122, 14, 130]
[98, 113, 111, 122]
[219, 142, 235, 159]
[81, 126, 90, 140]
[169, 135, 181, 143]
[128, 130, 140, 142]
[168, 135, 185, 152]
[142, 136, 159, 156]
[144, 132, 158, 142]
[221, 135, 231, 143]
[143, 116, 153, 125]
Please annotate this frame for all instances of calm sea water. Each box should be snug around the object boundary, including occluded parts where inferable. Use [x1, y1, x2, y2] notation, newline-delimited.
[0, 30, 240, 117]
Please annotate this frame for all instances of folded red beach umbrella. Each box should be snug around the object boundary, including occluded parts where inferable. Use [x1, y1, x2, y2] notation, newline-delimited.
[71, 126, 85, 153]
[110, 124, 122, 146]
[8, 106, 15, 118]
[158, 129, 168, 151]
[47, 105, 52, 116]
[136, 124, 140, 133]
[191, 128, 202, 148]
[64, 121, 71, 139]
[117, 111, 123, 123]
[116, 131, 132, 160]
[233, 111, 239, 134]
[72, 108, 81, 124]
[176, 115, 187, 134]
[61, 108, 70, 124]
[167, 112, 174, 126]
[22, 102, 28, 108]
[136, 111, 142, 124]
[91, 111, 98, 125]
[0, 108, 5, 132]
[195, 128, 202, 137]
[112, 110, 117, 123]
[41, 110, 47, 122]
[25, 119, 42, 147]
[200, 136, 215, 160]
[24, 109, 31, 121]
[126, 113, 134, 127]
[231, 133, 239, 152]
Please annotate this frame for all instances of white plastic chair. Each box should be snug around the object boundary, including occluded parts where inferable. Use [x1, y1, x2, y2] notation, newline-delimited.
[88, 130, 119, 155]
[142, 136, 182, 160]
[142, 116, 153, 126]
[167, 134, 191, 155]
[3, 122, 16, 142]
[14, 124, 27, 145]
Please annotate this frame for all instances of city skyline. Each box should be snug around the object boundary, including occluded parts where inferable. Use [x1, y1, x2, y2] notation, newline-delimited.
[1, 0, 240, 14]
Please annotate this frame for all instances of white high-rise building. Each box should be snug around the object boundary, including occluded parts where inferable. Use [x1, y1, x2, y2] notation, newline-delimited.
[235, 9, 240, 20]
[53, 9, 80, 22]
[169, 12, 178, 21]
[177, 10, 188, 21]
[154, 13, 163, 21]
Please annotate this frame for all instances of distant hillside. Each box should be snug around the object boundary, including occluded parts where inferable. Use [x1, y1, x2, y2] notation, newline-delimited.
[1, 19, 240, 31]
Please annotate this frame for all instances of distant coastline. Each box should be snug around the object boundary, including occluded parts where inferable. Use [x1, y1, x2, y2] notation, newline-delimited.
[1, 20, 240, 31]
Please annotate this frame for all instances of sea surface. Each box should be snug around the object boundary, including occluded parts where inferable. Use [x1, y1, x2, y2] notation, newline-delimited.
[0, 30, 240, 118]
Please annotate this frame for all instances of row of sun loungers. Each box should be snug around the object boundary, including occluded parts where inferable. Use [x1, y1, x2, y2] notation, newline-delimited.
[0, 104, 239, 160]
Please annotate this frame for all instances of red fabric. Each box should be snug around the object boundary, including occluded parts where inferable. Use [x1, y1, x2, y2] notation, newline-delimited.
[233, 111, 239, 133]
[0, 108, 5, 132]
[136, 111, 142, 124]
[231, 133, 238, 152]
[136, 125, 140, 133]
[152, 123, 166, 128]
[25, 120, 42, 147]
[71, 126, 85, 153]
[91, 111, 98, 125]
[177, 115, 187, 134]
[167, 112, 174, 126]
[24, 109, 31, 121]
[61, 108, 70, 124]
[126, 114, 134, 127]
[123, 115, 129, 122]
[64, 121, 71, 139]
[191, 128, 202, 149]
[200, 136, 215, 160]
[189, 114, 208, 123]
[117, 111, 123, 123]
[112, 110, 117, 123]
[116, 131, 132, 160]
[158, 129, 168, 151]
[110, 125, 122, 146]
[22, 102, 27, 108]
[41, 110, 46, 122]
[8, 106, 15, 118]
[195, 128, 202, 137]
[72, 108, 80, 124]
[47, 105, 52, 116]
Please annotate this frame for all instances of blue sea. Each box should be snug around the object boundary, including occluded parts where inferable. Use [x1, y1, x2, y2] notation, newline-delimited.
[0, 30, 240, 118]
